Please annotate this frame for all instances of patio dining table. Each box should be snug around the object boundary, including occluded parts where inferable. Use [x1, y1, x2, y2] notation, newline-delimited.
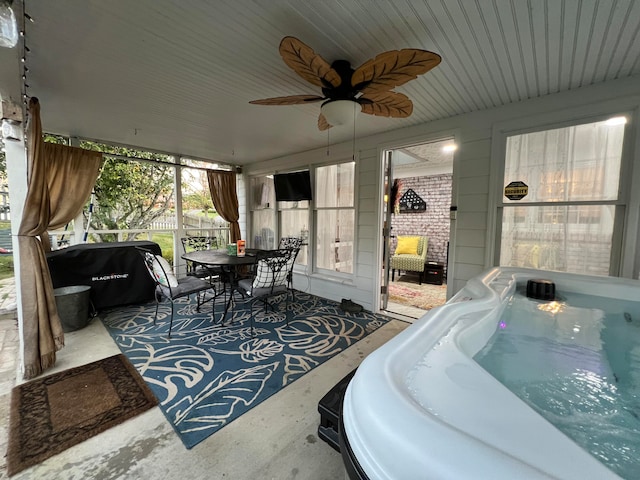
[181, 249, 259, 323]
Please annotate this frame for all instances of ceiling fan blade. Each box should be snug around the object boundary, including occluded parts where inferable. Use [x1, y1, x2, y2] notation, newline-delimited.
[359, 91, 413, 118]
[318, 113, 332, 131]
[352, 49, 441, 95]
[279, 36, 342, 89]
[249, 95, 325, 105]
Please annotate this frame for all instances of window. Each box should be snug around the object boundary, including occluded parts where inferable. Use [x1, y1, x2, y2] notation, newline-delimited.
[249, 162, 355, 275]
[279, 200, 309, 266]
[249, 176, 276, 250]
[499, 117, 626, 276]
[315, 162, 355, 274]
[248, 175, 309, 266]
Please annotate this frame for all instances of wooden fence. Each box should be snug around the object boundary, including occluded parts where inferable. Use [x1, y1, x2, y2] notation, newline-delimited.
[150, 212, 221, 230]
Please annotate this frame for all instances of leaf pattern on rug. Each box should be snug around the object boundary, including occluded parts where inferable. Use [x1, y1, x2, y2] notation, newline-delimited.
[203, 338, 285, 363]
[169, 362, 279, 432]
[282, 353, 320, 385]
[197, 326, 260, 346]
[366, 318, 387, 332]
[127, 344, 214, 404]
[103, 291, 389, 448]
[254, 310, 288, 323]
[103, 306, 156, 333]
[237, 338, 284, 362]
[277, 316, 366, 356]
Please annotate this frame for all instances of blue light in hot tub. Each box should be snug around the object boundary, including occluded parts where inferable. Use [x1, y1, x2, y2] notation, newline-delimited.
[499, 321, 507, 329]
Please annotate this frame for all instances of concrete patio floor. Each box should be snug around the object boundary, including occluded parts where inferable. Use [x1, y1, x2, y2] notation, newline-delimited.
[0, 279, 410, 480]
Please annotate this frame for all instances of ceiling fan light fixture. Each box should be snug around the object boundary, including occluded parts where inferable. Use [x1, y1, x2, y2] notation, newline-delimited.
[321, 100, 358, 127]
[0, 0, 18, 48]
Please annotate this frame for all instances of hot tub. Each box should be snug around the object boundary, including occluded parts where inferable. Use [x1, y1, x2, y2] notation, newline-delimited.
[341, 267, 640, 479]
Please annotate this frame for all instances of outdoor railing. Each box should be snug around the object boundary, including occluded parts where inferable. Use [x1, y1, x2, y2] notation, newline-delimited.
[47, 226, 232, 274]
[149, 212, 222, 231]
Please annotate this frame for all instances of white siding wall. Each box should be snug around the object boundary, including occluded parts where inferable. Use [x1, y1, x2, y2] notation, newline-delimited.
[355, 147, 380, 308]
[452, 133, 493, 293]
[243, 75, 640, 311]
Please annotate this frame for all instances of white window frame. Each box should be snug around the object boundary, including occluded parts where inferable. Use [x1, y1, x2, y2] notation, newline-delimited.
[278, 199, 310, 269]
[247, 175, 277, 250]
[313, 160, 356, 278]
[247, 172, 312, 273]
[490, 110, 634, 277]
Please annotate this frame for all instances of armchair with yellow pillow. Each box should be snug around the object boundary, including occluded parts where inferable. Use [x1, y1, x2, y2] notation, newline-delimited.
[390, 235, 428, 284]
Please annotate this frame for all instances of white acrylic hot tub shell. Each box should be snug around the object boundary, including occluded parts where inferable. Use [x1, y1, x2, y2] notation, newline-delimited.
[342, 267, 639, 479]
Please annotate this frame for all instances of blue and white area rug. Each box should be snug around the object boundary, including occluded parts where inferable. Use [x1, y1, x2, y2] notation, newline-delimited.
[101, 291, 389, 448]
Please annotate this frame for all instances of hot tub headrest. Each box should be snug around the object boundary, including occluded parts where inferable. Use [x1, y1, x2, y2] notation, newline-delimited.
[526, 279, 556, 301]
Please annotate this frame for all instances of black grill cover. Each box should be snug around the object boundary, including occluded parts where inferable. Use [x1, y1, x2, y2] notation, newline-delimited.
[46, 241, 162, 311]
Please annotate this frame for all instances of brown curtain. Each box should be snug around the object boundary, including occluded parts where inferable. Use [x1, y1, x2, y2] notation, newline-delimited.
[207, 170, 241, 242]
[18, 98, 103, 379]
[41, 143, 103, 252]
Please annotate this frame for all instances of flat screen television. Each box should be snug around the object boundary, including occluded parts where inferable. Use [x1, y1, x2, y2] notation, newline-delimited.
[273, 171, 312, 201]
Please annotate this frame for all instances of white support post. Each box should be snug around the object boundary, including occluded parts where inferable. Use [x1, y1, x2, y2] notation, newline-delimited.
[70, 137, 85, 245]
[174, 161, 184, 274]
[4, 116, 27, 378]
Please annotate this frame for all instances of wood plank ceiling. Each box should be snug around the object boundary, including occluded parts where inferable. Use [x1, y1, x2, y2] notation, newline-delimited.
[8, 0, 640, 165]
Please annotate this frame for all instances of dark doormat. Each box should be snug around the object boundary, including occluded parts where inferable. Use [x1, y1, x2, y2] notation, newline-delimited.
[6, 354, 157, 476]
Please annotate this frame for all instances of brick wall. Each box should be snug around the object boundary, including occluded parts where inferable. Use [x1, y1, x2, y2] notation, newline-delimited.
[390, 174, 452, 264]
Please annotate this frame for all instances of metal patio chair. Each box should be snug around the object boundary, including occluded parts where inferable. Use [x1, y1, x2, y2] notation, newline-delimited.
[237, 248, 293, 335]
[138, 247, 215, 338]
[181, 236, 221, 280]
[278, 236, 303, 300]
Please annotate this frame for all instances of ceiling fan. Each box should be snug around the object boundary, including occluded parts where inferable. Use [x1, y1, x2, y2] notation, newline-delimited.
[249, 36, 442, 130]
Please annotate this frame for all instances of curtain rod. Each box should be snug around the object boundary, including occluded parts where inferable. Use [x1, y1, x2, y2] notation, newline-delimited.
[67, 135, 241, 173]
[100, 152, 241, 174]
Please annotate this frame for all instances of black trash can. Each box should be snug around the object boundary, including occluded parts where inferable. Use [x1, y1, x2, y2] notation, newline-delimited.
[53, 285, 91, 332]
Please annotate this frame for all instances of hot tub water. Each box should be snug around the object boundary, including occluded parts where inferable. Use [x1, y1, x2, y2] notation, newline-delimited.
[342, 268, 638, 479]
[474, 290, 640, 479]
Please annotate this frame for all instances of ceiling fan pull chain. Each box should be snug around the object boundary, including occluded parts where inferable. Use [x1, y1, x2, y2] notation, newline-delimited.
[326, 128, 330, 156]
[352, 107, 356, 161]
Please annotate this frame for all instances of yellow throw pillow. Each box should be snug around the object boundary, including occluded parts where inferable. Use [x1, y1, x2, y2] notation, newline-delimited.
[395, 236, 419, 255]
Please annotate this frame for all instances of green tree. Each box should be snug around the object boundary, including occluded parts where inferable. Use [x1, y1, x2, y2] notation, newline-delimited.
[44, 134, 68, 144]
[79, 141, 175, 242]
[183, 190, 214, 213]
[181, 164, 214, 214]
[0, 134, 65, 180]
[3, 136, 179, 242]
